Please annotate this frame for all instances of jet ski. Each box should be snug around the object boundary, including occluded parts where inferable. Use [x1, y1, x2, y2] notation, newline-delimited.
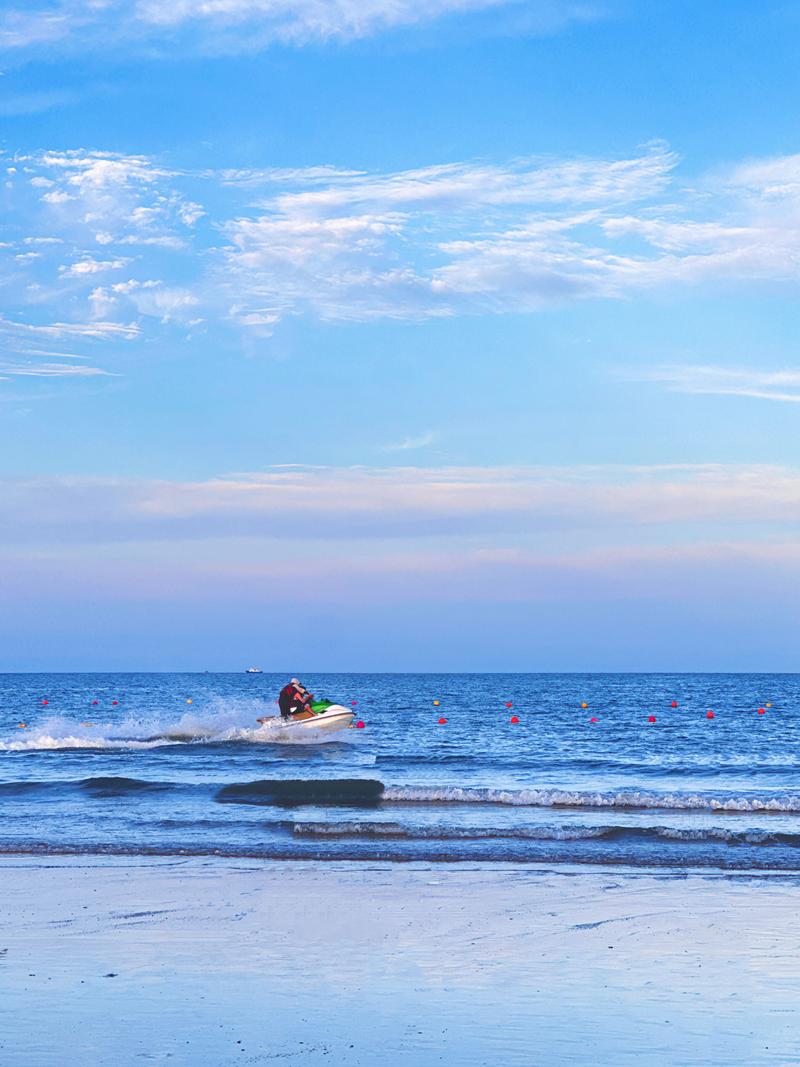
[256, 700, 355, 735]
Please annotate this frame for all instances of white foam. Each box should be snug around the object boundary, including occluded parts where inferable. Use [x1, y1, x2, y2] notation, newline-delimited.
[382, 785, 800, 812]
[0, 698, 356, 751]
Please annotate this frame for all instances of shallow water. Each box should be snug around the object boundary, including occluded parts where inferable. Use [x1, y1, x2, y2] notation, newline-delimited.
[1, 672, 799, 868]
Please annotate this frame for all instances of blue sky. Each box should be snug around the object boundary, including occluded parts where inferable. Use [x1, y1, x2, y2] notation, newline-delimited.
[1, 0, 800, 670]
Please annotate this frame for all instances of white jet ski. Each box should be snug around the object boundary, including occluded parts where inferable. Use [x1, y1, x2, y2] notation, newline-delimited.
[256, 704, 355, 735]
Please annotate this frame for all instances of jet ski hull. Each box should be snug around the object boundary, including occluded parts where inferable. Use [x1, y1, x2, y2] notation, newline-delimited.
[259, 705, 355, 734]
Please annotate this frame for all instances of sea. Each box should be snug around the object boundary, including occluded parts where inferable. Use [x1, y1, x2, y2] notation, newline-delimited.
[1, 672, 800, 870]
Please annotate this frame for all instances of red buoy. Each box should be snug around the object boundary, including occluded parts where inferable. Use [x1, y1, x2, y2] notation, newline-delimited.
[671, 701, 678, 708]
[112, 700, 119, 706]
[758, 708, 766, 715]
[438, 717, 447, 724]
[351, 701, 357, 706]
[505, 702, 513, 708]
[92, 700, 98, 705]
[589, 717, 598, 723]
[41, 699, 48, 705]
[510, 715, 519, 724]
[706, 711, 715, 719]
[355, 721, 365, 729]
[648, 715, 656, 723]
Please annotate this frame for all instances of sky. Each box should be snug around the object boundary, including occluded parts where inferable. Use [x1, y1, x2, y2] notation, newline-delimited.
[1, 0, 800, 671]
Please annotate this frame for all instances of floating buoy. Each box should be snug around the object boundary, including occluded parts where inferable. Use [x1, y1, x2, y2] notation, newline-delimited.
[112, 700, 119, 706]
[766, 703, 772, 708]
[509, 715, 519, 724]
[438, 717, 447, 724]
[648, 715, 656, 723]
[186, 698, 193, 704]
[355, 721, 365, 729]
[505, 702, 513, 708]
[351, 701, 357, 706]
[671, 701, 678, 708]
[706, 711, 715, 719]
[433, 700, 440, 706]
[581, 702, 588, 709]
[41, 699, 48, 706]
[589, 717, 598, 723]
[758, 708, 766, 715]
[17, 722, 26, 729]
[91, 700, 98, 706]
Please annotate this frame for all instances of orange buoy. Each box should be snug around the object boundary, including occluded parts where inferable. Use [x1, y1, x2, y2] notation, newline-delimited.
[581, 702, 588, 709]
[17, 722, 26, 729]
[433, 700, 440, 706]
[766, 703, 772, 708]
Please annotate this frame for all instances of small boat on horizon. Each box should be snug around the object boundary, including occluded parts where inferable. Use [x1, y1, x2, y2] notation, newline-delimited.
[245, 667, 263, 674]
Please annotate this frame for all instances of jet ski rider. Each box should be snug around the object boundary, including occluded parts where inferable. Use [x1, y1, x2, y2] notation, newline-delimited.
[278, 678, 314, 720]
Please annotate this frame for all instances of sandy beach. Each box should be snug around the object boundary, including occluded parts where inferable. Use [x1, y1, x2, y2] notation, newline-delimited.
[1, 859, 799, 1065]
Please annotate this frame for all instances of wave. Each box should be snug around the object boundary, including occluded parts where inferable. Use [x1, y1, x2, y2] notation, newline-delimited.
[0, 776, 187, 798]
[216, 778, 384, 806]
[4, 775, 800, 814]
[2, 836, 800, 869]
[376, 754, 800, 777]
[382, 785, 800, 812]
[290, 821, 800, 847]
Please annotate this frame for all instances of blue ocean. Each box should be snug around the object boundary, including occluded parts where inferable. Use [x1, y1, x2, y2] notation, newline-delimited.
[2, 673, 800, 869]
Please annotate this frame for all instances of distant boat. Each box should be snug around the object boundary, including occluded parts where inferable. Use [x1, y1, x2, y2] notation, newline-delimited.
[245, 667, 263, 674]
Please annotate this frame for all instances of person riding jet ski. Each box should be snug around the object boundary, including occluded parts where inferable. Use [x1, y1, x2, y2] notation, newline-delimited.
[277, 678, 314, 720]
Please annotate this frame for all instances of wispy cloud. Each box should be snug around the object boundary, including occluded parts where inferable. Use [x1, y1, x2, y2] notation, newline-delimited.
[0, 1, 604, 57]
[0, 362, 110, 378]
[5, 462, 800, 543]
[382, 431, 439, 451]
[630, 364, 800, 403]
[5, 142, 800, 382]
[0, 89, 79, 116]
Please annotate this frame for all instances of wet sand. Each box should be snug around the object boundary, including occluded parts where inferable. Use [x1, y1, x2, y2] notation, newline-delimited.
[1, 859, 799, 1065]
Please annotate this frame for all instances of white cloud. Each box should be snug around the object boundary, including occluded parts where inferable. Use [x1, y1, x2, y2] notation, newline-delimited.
[382, 431, 439, 451]
[630, 364, 800, 404]
[4, 463, 800, 556]
[0, 362, 110, 378]
[0, 8, 71, 49]
[0, 315, 140, 340]
[89, 278, 200, 322]
[5, 140, 800, 367]
[59, 257, 129, 276]
[0, 1, 602, 56]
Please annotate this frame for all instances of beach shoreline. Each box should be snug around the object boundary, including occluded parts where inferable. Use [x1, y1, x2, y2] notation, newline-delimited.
[2, 857, 799, 1065]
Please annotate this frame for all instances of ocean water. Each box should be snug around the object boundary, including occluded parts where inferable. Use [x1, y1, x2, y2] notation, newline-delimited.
[1, 672, 800, 869]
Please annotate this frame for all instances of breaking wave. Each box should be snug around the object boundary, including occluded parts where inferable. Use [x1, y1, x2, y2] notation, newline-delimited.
[382, 785, 800, 812]
[290, 821, 800, 846]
